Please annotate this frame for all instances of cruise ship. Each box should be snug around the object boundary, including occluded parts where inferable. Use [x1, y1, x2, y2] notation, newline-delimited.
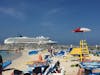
[4, 36, 57, 44]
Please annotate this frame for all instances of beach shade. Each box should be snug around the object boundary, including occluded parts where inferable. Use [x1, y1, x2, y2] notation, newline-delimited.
[72, 27, 91, 32]
[72, 27, 91, 41]
[28, 50, 38, 55]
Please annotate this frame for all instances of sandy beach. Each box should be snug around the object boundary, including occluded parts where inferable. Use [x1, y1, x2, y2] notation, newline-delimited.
[2, 49, 100, 75]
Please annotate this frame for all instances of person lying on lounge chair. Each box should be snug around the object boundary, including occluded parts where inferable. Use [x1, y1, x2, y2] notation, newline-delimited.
[77, 55, 100, 75]
[26, 54, 46, 65]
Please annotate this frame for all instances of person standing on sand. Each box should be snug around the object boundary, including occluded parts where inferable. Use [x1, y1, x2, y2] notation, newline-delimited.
[0, 55, 3, 75]
[48, 46, 55, 57]
[48, 46, 53, 57]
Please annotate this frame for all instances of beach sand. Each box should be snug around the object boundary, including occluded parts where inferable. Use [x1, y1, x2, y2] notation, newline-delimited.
[2, 50, 100, 75]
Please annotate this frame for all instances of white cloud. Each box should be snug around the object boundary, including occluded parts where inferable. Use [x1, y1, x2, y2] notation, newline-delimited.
[46, 8, 62, 16]
[40, 8, 63, 27]
[42, 8, 63, 21]
[0, 7, 24, 19]
[41, 22, 55, 27]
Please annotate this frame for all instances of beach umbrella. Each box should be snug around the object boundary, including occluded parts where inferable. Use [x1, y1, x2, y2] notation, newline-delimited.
[72, 27, 91, 32]
[72, 27, 91, 40]
[72, 27, 91, 61]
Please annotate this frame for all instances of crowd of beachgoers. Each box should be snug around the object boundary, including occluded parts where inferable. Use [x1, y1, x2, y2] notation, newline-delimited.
[0, 46, 100, 75]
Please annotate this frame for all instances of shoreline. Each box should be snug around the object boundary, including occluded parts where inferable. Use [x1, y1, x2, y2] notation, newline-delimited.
[0, 50, 22, 62]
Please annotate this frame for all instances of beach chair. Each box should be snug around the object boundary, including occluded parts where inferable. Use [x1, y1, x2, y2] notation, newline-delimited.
[89, 73, 100, 75]
[28, 50, 38, 55]
[45, 61, 62, 75]
[3, 60, 12, 69]
[54, 50, 66, 57]
[44, 55, 50, 60]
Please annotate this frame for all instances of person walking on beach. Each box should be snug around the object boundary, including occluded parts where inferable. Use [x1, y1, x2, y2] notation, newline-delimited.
[0, 55, 3, 75]
[48, 46, 55, 57]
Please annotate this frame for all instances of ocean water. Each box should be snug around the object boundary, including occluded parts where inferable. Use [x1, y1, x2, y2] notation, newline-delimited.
[0, 50, 22, 62]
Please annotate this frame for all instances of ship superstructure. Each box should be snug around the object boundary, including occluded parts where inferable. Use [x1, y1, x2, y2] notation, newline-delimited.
[4, 36, 56, 45]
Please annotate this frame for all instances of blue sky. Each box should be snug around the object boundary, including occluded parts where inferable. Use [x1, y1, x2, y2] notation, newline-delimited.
[0, 0, 100, 45]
